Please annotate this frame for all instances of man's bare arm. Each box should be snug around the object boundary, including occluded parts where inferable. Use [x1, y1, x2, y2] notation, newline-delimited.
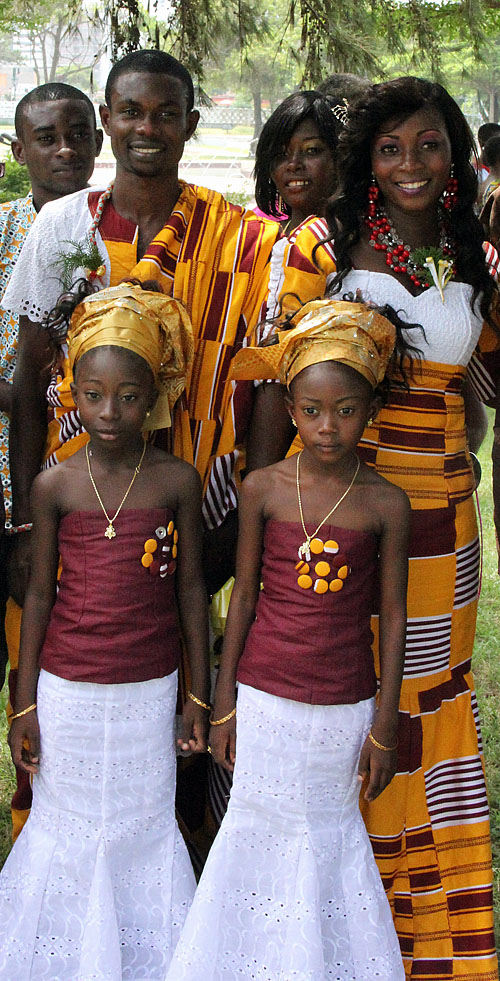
[8, 316, 51, 604]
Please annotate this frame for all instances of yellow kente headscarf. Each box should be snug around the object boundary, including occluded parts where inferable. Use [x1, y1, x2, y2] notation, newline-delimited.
[67, 283, 194, 430]
[231, 299, 396, 389]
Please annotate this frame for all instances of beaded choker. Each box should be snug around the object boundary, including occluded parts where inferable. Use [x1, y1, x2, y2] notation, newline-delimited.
[364, 195, 456, 292]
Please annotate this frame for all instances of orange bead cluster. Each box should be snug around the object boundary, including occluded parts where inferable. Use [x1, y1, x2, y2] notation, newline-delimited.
[295, 538, 350, 593]
[140, 521, 178, 577]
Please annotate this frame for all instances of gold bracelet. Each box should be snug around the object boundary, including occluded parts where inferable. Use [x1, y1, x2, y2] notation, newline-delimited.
[10, 702, 37, 721]
[210, 707, 236, 726]
[187, 691, 211, 712]
[368, 730, 398, 752]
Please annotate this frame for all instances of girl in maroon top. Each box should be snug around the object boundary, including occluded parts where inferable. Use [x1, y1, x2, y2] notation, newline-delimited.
[1, 282, 210, 980]
[167, 300, 410, 980]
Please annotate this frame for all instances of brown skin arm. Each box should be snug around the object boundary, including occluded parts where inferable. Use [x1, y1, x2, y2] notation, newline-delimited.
[174, 464, 211, 753]
[210, 472, 265, 771]
[488, 186, 500, 247]
[493, 400, 500, 575]
[0, 378, 11, 414]
[9, 470, 59, 774]
[358, 483, 410, 802]
[463, 378, 488, 454]
[8, 316, 51, 605]
[246, 383, 294, 473]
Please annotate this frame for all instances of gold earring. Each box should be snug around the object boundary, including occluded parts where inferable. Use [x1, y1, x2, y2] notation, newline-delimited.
[146, 410, 151, 418]
[291, 417, 297, 428]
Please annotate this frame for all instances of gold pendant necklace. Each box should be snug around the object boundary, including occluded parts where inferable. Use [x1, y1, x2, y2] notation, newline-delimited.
[86, 440, 147, 539]
[296, 449, 360, 562]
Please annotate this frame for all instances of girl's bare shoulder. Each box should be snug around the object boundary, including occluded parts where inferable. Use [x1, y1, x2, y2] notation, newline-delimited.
[144, 446, 202, 503]
[357, 462, 410, 517]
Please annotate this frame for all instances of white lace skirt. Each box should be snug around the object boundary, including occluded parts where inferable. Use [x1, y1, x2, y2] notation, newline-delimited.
[0, 669, 195, 981]
[167, 684, 404, 981]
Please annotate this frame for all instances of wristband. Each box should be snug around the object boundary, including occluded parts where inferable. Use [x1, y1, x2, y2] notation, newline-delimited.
[187, 691, 211, 712]
[210, 707, 236, 726]
[11, 702, 37, 721]
[368, 730, 398, 752]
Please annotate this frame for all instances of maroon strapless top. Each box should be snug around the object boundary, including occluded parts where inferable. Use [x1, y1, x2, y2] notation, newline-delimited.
[40, 508, 182, 684]
[237, 520, 378, 705]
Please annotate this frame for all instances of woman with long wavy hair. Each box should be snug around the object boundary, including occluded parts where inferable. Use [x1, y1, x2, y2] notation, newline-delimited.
[256, 76, 500, 979]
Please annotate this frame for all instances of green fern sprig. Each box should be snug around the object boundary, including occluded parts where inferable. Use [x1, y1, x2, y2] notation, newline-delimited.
[55, 237, 105, 290]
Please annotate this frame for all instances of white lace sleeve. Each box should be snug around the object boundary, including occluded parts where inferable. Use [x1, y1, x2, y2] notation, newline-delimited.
[265, 236, 288, 326]
[2, 188, 110, 323]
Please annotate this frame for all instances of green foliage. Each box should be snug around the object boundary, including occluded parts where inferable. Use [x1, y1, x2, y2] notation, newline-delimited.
[0, 155, 31, 205]
[56, 237, 105, 290]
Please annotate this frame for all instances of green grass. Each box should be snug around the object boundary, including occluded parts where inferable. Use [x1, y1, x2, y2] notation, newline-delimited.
[472, 409, 500, 937]
[0, 419, 499, 942]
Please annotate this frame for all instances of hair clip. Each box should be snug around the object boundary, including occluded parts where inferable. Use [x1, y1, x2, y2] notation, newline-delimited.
[330, 98, 349, 127]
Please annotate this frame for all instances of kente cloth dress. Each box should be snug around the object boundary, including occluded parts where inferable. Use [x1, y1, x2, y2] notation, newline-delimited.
[166, 521, 405, 981]
[269, 219, 499, 980]
[0, 508, 195, 981]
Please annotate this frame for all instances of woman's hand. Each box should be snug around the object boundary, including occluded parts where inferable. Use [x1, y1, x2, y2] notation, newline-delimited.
[358, 729, 398, 802]
[177, 699, 209, 754]
[9, 711, 41, 774]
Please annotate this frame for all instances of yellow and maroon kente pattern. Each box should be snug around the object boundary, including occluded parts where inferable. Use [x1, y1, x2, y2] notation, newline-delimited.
[273, 217, 500, 980]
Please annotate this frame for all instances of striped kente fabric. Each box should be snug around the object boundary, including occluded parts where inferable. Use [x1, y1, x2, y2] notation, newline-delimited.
[43, 182, 280, 530]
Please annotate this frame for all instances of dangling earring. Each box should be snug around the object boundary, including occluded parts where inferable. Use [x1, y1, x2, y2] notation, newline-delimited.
[367, 174, 379, 218]
[441, 164, 458, 211]
[277, 193, 285, 215]
[291, 417, 297, 428]
[366, 417, 373, 427]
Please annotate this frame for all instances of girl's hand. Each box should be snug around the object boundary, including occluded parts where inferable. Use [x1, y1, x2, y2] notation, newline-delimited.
[177, 700, 209, 754]
[9, 712, 41, 774]
[357, 731, 398, 802]
[209, 714, 236, 772]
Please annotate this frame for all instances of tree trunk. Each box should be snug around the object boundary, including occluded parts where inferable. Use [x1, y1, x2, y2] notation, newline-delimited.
[252, 86, 263, 139]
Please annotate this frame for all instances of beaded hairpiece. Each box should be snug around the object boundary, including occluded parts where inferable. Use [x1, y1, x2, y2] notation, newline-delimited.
[330, 99, 349, 127]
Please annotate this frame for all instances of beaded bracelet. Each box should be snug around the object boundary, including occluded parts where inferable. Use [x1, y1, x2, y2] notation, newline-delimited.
[210, 707, 236, 726]
[6, 522, 33, 536]
[368, 730, 398, 752]
[10, 702, 37, 721]
[187, 691, 211, 712]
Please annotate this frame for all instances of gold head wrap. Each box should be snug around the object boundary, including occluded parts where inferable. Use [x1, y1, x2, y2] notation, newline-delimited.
[231, 299, 396, 389]
[67, 283, 194, 430]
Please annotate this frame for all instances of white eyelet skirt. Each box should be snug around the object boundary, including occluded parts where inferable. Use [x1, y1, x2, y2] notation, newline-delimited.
[167, 683, 404, 981]
[0, 668, 195, 980]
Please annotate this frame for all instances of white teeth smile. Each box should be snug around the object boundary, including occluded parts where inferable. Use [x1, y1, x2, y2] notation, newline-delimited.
[397, 180, 428, 189]
[133, 147, 161, 154]
[288, 180, 310, 187]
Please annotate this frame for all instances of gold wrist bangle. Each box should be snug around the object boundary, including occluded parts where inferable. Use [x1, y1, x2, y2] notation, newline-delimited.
[11, 702, 37, 721]
[187, 691, 211, 712]
[210, 707, 236, 726]
[368, 730, 398, 752]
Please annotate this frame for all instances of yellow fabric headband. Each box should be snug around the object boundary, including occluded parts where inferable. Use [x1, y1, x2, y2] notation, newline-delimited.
[67, 284, 194, 430]
[231, 299, 396, 389]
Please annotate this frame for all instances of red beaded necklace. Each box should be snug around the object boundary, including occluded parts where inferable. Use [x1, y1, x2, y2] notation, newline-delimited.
[364, 185, 456, 289]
